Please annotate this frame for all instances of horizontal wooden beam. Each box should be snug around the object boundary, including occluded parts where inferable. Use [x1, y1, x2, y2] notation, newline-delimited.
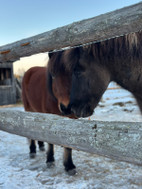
[0, 2, 142, 63]
[0, 109, 142, 165]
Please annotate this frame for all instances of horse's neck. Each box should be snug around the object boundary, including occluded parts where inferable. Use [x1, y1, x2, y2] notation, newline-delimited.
[108, 57, 142, 93]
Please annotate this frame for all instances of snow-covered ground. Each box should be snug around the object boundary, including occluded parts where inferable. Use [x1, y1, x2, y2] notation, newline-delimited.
[0, 83, 142, 189]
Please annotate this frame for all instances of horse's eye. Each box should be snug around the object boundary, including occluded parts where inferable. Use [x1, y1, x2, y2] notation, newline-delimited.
[74, 65, 84, 77]
[52, 75, 55, 80]
[50, 73, 55, 80]
[74, 70, 82, 77]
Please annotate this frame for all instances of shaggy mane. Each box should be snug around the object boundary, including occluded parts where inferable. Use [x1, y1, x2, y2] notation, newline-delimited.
[48, 30, 142, 73]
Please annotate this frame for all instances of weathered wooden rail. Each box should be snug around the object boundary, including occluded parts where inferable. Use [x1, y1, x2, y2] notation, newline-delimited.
[0, 109, 142, 165]
[0, 2, 142, 63]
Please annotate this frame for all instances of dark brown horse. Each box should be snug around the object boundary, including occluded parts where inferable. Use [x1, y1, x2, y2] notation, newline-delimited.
[22, 66, 76, 174]
[48, 30, 142, 118]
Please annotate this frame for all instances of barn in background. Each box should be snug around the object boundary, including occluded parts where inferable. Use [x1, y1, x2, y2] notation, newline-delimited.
[0, 63, 16, 105]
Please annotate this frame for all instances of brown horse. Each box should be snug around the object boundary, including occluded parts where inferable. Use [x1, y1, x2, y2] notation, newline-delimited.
[22, 66, 76, 174]
[47, 30, 142, 118]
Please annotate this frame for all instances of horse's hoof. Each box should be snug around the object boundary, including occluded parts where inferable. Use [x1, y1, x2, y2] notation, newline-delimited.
[30, 153, 36, 158]
[46, 162, 55, 168]
[67, 168, 77, 176]
[39, 146, 45, 151]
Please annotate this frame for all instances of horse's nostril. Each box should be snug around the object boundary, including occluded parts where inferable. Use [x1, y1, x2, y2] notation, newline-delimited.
[60, 103, 67, 113]
[59, 103, 71, 115]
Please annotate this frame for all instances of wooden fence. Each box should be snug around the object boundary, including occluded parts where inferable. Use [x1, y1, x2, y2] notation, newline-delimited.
[0, 2, 142, 165]
[0, 2, 142, 63]
[0, 109, 142, 165]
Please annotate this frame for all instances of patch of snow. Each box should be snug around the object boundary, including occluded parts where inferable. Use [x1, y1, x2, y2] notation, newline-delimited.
[0, 86, 142, 189]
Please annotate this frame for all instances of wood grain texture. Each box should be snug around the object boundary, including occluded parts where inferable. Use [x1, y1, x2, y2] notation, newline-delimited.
[0, 109, 142, 165]
[0, 2, 142, 62]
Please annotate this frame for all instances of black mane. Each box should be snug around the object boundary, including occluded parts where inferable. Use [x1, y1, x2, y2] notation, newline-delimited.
[48, 30, 142, 75]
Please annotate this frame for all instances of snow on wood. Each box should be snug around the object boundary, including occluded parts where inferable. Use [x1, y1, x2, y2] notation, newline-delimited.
[0, 109, 142, 165]
[0, 2, 142, 62]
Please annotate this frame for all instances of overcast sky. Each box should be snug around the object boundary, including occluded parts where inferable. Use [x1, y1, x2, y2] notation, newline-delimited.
[0, 0, 141, 46]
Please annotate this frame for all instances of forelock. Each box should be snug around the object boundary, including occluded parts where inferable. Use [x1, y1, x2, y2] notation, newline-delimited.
[48, 47, 80, 75]
[63, 47, 80, 72]
[48, 51, 65, 75]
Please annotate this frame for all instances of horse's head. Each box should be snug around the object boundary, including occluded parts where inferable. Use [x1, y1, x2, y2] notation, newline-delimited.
[47, 51, 73, 115]
[48, 45, 111, 118]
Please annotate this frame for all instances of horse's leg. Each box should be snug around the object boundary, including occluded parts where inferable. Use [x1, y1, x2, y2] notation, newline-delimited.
[63, 147, 76, 175]
[46, 143, 55, 167]
[38, 141, 45, 151]
[29, 140, 36, 158]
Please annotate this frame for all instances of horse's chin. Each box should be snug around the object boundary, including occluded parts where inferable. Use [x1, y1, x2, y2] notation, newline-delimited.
[71, 104, 94, 118]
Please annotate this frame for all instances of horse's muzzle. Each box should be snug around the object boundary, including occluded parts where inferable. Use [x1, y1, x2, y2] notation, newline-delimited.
[70, 103, 94, 118]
